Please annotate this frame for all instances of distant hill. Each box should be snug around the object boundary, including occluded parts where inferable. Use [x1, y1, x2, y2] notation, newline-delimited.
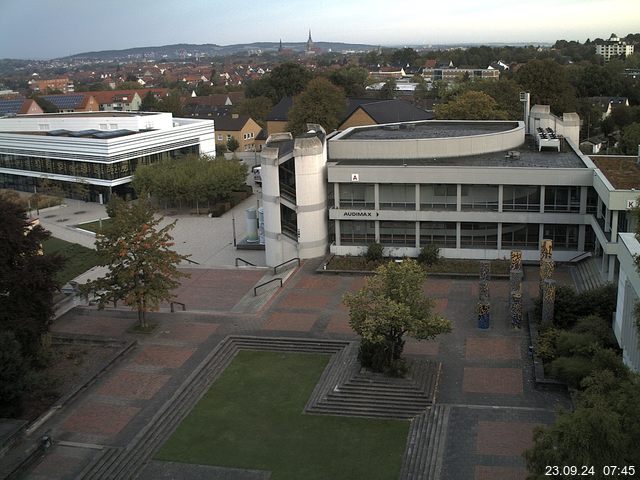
[59, 42, 381, 61]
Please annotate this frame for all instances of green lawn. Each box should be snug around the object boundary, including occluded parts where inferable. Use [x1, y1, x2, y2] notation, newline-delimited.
[42, 237, 101, 284]
[75, 218, 112, 233]
[155, 350, 409, 480]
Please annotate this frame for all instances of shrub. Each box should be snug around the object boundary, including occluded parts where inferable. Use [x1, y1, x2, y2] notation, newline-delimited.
[365, 242, 384, 262]
[0, 331, 30, 417]
[417, 244, 440, 266]
[572, 315, 618, 349]
[549, 355, 593, 388]
[536, 326, 560, 362]
[554, 331, 599, 357]
[357, 339, 407, 377]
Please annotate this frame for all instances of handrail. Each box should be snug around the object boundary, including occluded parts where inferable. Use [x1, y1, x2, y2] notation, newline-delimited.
[170, 301, 186, 312]
[184, 257, 200, 265]
[273, 257, 300, 275]
[567, 251, 592, 263]
[254, 278, 283, 296]
[235, 257, 256, 267]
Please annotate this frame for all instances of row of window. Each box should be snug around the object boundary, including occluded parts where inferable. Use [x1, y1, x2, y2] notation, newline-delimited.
[337, 184, 595, 213]
[338, 221, 581, 250]
[0, 145, 199, 181]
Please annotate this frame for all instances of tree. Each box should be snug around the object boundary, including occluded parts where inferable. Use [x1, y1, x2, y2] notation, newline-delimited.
[31, 95, 58, 113]
[286, 77, 346, 135]
[236, 96, 273, 127]
[269, 62, 313, 101]
[524, 370, 640, 477]
[140, 91, 160, 111]
[329, 66, 370, 97]
[343, 259, 452, 374]
[226, 136, 240, 152]
[436, 91, 509, 120]
[515, 59, 577, 115]
[451, 78, 523, 120]
[156, 90, 183, 117]
[620, 122, 640, 155]
[0, 197, 61, 360]
[81, 195, 189, 328]
[378, 78, 397, 99]
[0, 331, 31, 417]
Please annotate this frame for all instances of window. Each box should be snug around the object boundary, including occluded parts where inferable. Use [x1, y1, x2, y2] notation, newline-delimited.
[543, 224, 578, 250]
[339, 184, 374, 208]
[502, 223, 539, 249]
[340, 220, 375, 245]
[461, 185, 498, 211]
[586, 187, 598, 214]
[379, 184, 415, 210]
[217, 134, 223, 141]
[503, 186, 540, 211]
[460, 223, 498, 248]
[544, 186, 580, 212]
[379, 221, 415, 246]
[420, 184, 456, 210]
[420, 222, 456, 247]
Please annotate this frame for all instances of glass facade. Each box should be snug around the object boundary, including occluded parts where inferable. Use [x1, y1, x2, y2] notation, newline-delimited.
[461, 185, 499, 211]
[379, 184, 415, 210]
[544, 186, 580, 212]
[339, 184, 374, 209]
[503, 186, 540, 211]
[420, 222, 456, 247]
[0, 145, 199, 182]
[543, 224, 578, 250]
[340, 220, 375, 245]
[460, 222, 498, 248]
[420, 184, 456, 210]
[502, 223, 539, 248]
[379, 221, 415, 246]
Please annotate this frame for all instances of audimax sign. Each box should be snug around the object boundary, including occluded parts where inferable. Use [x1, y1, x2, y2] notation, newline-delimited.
[342, 210, 379, 217]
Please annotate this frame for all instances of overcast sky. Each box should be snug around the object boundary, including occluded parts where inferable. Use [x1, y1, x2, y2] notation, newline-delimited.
[1, 0, 639, 59]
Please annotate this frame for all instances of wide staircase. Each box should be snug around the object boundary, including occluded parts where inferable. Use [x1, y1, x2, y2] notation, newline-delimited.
[570, 257, 606, 293]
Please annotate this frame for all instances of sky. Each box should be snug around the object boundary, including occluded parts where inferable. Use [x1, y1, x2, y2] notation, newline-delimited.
[1, 0, 639, 60]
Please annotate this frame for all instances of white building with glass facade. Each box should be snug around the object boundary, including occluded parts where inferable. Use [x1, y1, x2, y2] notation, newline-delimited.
[0, 111, 215, 202]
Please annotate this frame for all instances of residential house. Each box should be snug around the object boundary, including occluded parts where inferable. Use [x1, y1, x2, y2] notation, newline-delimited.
[215, 114, 262, 151]
[596, 34, 634, 62]
[0, 98, 43, 116]
[40, 94, 100, 113]
[266, 96, 294, 136]
[587, 97, 630, 120]
[81, 90, 143, 111]
[28, 77, 75, 94]
[338, 99, 434, 130]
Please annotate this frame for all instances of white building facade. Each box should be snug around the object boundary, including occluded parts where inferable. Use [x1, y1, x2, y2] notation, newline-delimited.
[0, 112, 215, 202]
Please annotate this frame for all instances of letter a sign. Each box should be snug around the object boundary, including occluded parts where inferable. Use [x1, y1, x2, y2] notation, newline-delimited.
[351, 173, 359, 182]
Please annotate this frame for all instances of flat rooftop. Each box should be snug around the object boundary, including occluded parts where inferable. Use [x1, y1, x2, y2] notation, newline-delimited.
[591, 155, 640, 189]
[340, 121, 519, 140]
[13, 111, 159, 118]
[332, 137, 586, 169]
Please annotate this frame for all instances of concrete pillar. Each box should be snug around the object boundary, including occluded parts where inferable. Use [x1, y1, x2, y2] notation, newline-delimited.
[456, 222, 461, 249]
[538, 224, 545, 248]
[497, 223, 503, 250]
[611, 210, 619, 242]
[333, 183, 340, 208]
[539, 185, 545, 213]
[334, 220, 341, 246]
[498, 185, 504, 213]
[374, 184, 380, 210]
[578, 224, 586, 251]
[456, 184, 462, 212]
[415, 184, 420, 211]
[579, 186, 587, 215]
[605, 207, 611, 233]
[375, 220, 380, 243]
[608, 255, 616, 283]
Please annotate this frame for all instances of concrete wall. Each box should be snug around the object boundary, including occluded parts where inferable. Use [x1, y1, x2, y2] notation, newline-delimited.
[294, 132, 328, 260]
[1, 112, 175, 132]
[329, 121, 525, 160]
[528, 105, 580, 146]
[614, 233, 640, 372]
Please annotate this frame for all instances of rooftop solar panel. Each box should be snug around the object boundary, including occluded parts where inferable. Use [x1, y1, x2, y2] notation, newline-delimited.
[0, 99, 25, 115]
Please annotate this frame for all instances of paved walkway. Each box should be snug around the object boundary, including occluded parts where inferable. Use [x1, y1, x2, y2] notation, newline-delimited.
[36, 195, 267, 269]
[7, 261, 572, 480]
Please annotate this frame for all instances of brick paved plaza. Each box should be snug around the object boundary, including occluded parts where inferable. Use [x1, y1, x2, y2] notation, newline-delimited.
[13, 261, 571, 479]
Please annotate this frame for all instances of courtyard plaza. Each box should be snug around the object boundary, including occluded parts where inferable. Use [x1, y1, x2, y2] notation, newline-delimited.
[2, 251, 575, 480]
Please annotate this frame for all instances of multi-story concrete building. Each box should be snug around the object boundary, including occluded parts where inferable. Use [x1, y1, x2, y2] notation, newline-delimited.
[28, 77, 75, 94]
[595, 34, 635, 61]
[0, 111, 215, 202]
[258, 106, 640, 371]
